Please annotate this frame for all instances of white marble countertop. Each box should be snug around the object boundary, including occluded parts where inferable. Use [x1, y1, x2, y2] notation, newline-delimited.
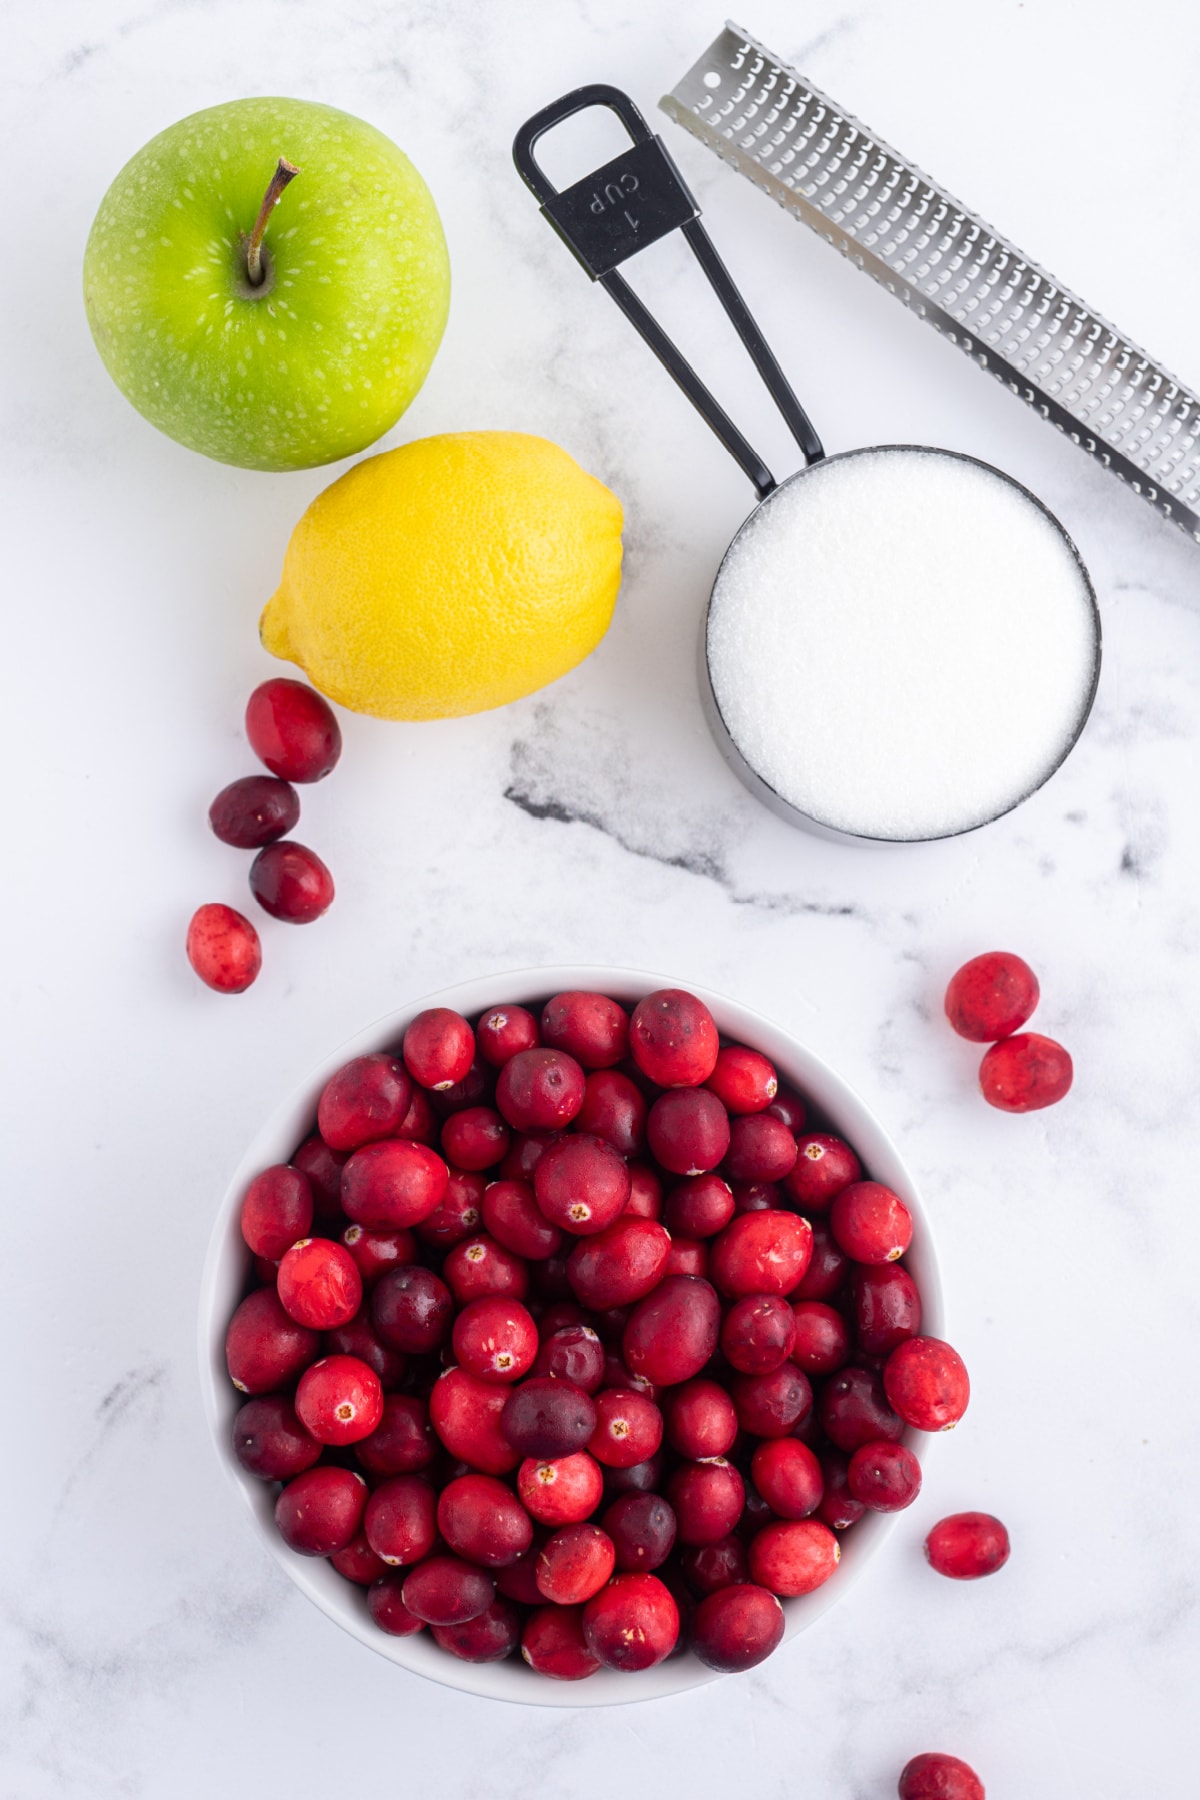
[6, 1, 1200, 1794]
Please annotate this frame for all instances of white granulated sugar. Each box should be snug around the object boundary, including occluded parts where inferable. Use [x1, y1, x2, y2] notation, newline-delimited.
[706, 448, 1098, 839]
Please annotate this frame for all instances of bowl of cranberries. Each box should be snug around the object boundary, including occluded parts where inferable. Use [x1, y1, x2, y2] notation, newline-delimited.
[200, 968, 960, 1704]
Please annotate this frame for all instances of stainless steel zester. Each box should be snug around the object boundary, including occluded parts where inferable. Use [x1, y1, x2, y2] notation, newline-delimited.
[661, 23, 1200, 546]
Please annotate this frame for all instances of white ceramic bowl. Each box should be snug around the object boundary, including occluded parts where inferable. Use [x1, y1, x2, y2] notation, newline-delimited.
[199, 965, 942, 1707]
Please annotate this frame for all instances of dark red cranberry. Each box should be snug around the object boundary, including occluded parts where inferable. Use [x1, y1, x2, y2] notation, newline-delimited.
[623, 1275, 721, 1387]
[277, 1237, 362, 1330]
[232, 1395, 321, 1480]
[601, 1492, 676, 1571]
[623, 1163, 663, 1218]
[367, 1573, 425, 1636]
[537, 1300, 589, 1338]
[818, 1365, 904, 1452]
[396, 1086, 438, 1145]
[482, 1178, 561, 1259]
[341, 1140, 449, 1230]
[317, 1055, 412, 1153]
[521, 1604, 600, 1680]
[710, 1210, 813, 1299]
[536, 1522, 615, 1603]
[782, 1134, 863, 1213]
[499, 1130, 561, 1182]
[248, 841, 334, 924]
[371, 1266, 453, 1354]
[437, 1472, 533, 1567]
[495, 1544, 546, 1604]
[884, 1337, 970, 1431]
[341, 1224, 415, 1287]
[541, 991, 629, 1069]
[731, 1180, 779, 1213]
[729, 1364, 812, 1438]
[582, 1573, 680, 1670]
[517, 1451, 604, 1525]
[925, 1511, 1010, 1580]
[443, 1234, 530, 1304]
[790, 1300, 852, 1375]
[629, 989, 719, 1089]
[751, 1437, 823, 1518]
[690, 1583, 785, 1671]
[721, 1294, 797, 1374]
[186, 903, 261, 993]
[476, 1004, 541, 1067]
[816, 1448, 865, 1530]
[225, 1287, 319, 1394]
[429, 1367, 520, 1475]
[496, 1048, 586, 1132]
[980, 1032, 1072, 1111]
[451, 1297, 538, 1384]
[705, 1045, 779, 1114]
[401, 1554, 495, 1625]
[209, 773, 300, 848]
[500, 1376, 597, 1457]
[647, 1088, 730, 1177]
[898, 1754, 985, 1800]
[240, 1164, 313, 1260]
[852, 1264, 922, 1357]
[663, 1173, 735, 1239]
[588, 1389, 664, 1469]
[680, 1533, 749, 1595]
[431, 1596, 521, 1662]
[532, 1323, 605, 1392]
[533, 1134, 630, 1236]
[275, 1465, 366, 1555]
[413, 1168, 484, 1250]
[566, 1215, 671, 1310]
[401, 1007, 475, 1092]
[364, 1473, 437, 1565]
[765, 1086, 807, 1134]
[295, 1354, 383, 1445]
[724, 1114, 798, 1182]
[793, 1219, 849, 1300]
[748, 1518, 840, 1596]
[291, 1134, 347, 1220]
[946, 950, 1039, 1041]
[429, 1060, 493, 1119]
[575, 1068, 647, 1156]
[663, 1378, 738, 1459]
[330, 1530, 388, 1586]
[245, 678, 341, 782]
[663, 1237, 708, 1278]
[440, 1106, 509, 1171]
[603, 1453, 666, 1497]
[324, 1310, 406, 1389]
[667, 1459, 745, 1545]
[830, 1181, 913, 1264]
[357, 1393, 436, 1475]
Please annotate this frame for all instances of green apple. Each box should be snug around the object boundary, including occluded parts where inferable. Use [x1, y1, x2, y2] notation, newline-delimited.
[83, 97, 450, 471]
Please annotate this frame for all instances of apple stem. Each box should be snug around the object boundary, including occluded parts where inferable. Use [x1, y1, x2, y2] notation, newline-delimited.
[244, 158, 300, 285]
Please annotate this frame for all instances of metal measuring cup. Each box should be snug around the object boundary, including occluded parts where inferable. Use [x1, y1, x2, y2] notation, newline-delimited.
[513, 86, 1101, 845]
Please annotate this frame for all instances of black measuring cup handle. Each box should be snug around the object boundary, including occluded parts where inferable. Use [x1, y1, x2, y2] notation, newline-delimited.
[513, 86, 824, 499]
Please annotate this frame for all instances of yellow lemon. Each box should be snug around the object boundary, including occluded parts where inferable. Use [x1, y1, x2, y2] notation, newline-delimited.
[260, 431, 624, 719]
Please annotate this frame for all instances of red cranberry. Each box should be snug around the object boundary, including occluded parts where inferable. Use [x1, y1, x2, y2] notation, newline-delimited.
[925, 1512, 1010, 1579]
[789, 1300, 852, 1375]
[451, 1297, 538, 1383]
[517, 1451, 604, 1525]
[370, 1266, 453, 1354]
[499, 1130, 561, 1182]
[317, 1054, 410, 1152]
[232, 1395, 321, 1480]
[588, 1389, 664, 1469]
[793, 1219, 849, 1300]
[884, 1337, 970, 1430]
[295, 1354, 383, 1445]
[946, 950, 1039, 1041]
[324, 1310, 406, 1389]
[663, 1378, 738, 1459]
[603, 1453, 667, 1497]
[765, 1086, 807, 1134]
[782, 1134, 863, 1213]
[532, 1324, 605, 1392]
[575, 1069, 647, 1157]
[275, 1465, 367, 1555]
[830, 1182, 913, 1264]
[430, 1060, 494, 1120]
[680, 1533, 750, 1595]
[248, 841, 334, 924]
[482, 1178, 561, 1260]
[401, 1554, 495, 1624]
[980, 1032, 1072, 1111]
[430, 1367, 520, 1475]
[706, 1045, 779, 1114]
[566, 1216, 671, 1310]
[357, 1393, 436, 1475]
[541, 991, 629, 1069]
[186, 903, 261, 993]
[848, 1439, 922, 1512]
[721, 1294, 797, 1374]
[476, 1004, 541, 1068]
[292, 1134, 347, 1219]
[667, 1459, 745, 1545]
[623, 1275, 722, 1387]
[495, 1544, 546, 1604]
[245, 678, 340, 782]
[533, 1135, 630, 1236]
[710, 1210, 813, 1299]
[496, 1048, 586, 1132]
[415, 1168, 485, 1250]
[521, 1604, 600, 1680]
[582, 1572, 680, 1670]
[500, 1376, 597, 1458]
[852, 1264, 922, 1357]
[816, 1448, 865, 1530]
[730, 1364, 812, 1438]
[364, 1473, 437, 1565]
[647, 1089, 730, 1177]
[629, 989, 719, 1088]
[402, 1008, 475, 1092]
[396, 1086, 438, 1145]
[601, 1492, 676, 1571]
[663, 1237, 708, 1278]
[690, 1582, 784, 1672]
[208, 774, 300, 848]
[443, 1235, 530, 1304]
[624, 1163, 663, 1219]
[240, 1164, 313, 1260]
[367, 1572, 425, 1636]
[731, 1180, 779, 1213]
[330, 1530, 388, 1586]
[751, 1438, 824, 1518]
[341, 1224, 415, 1287]
[663, 1173, 735, 1239]
[436, 1472, 533, 1567]
[819, 1365, 905, 1452]
[898, 1753, 985, 1800]
[277, 1238, 362, 1330]
[225, 1287, 319, 1394]
[341, 1140, 449, 1231]
[432, 1597, 521, 1663]
[749, 1518, 840, 1596]
[536, 1522, 615, 1603]
[439, 1106, 509, 1172]
[724, 1114, 798, 1182]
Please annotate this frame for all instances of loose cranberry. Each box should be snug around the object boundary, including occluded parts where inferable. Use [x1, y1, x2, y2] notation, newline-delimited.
[371, 1265, 453, 1353]
[232, 1395, 321, 1480]
[536, 1522, 615, 1603]
[749, 1518, 840, 1596]
[292, 1134, 347, 1220]
[317, 1057, 409, 1155]
[629, 989, 720, 1089]
[785, 1300, 849, 1375]
[846, 1440, 921, 1511]
[710, 1210, 813, 1299]
[476, 1005, 541, 1068]
[396, 1086, 438, 1145]
[499, 1130, 561, 1182]
[721, 1294, 797, 1375]
[575, 1069, 647, 1158]
[436, 1472, 533, 1567]
[793, 1219, 849, 1300]
[782, 1134, 863, 1213]
[249, 841, 334, 924]
[898, 1753, 985, 1800]
[341, 1140, 449, 1231]
[690, 1583, 784, 1672]
[582, 1572, 680, 1670]
[367, 1571, 425, 1636]
[496, 1048, 586, 1132]
[663, 1173, 735, 1240]
[730, 1364, 812, 1438]
[521, 1604, 600, 1680]
[240, 1164, 313, 1260]
[979, 1032, 1073, 1111]
[946, 950, 1039, 1042]
[751, 1438, 824, 1519]
[225, 1287, 319, 1394]
[451, 1297, 538, 1384]
[363, 1474, 437, 1565]
[819, 1365, 905, 1452]
[443, 1235, 530, 1304]
[601, 1492, 676, 1572]
[341, 1224, 415, 1287]
[400, 1554, 495, 1625]
[588, 1389, 664, 1469]
[438, 1106, 508, 1172]
[624, 1163, 663, 1219]
[186, 903, 261, 993]
[500, 1376, 597, 1458]
[357, 1393, 436, 1475]
[852, 1264, 922, 1357]
[663, 1378, 738, 1459]
[623, 1275, 722, 1387]
[566, 1216, 671, 1311]
[533, 1324, 605, 1392]
[724, 1114, 798, 1182]
[647, 1089, 731, 1178]
[533, 1135, 630, 1236]
[330, 1530, 389, 1586]
[884, 1337, 970, 1430]
[925, 1512, 1010, 1579]
[295, 1354, 383, 1445]
[429, 1367, 521, 1475]
[731, 1180, 779, 1213]
[209, 773, 300, 849]
[667, 1459, 745, 1544]
[432, 1596, 521, 1662]
[541, 992, 629, 1069]
[495, 1543, 546, 1604]
[245, 678, 340, 782]
[276, 1238, 362, 1330]
[663, 1237, 709, 1278]
[816, 1448, 865, 1530]
[324, 1310, 406, 1389]
[830, 1182, 913, 1264]
[706, 1045, 779, 1114]
[480, 1178, 560, 1261]
[415, 1168, 485, 1250]
[517, 1451, 604, 1525]
[275, 1465, 367, 1556]
[681, 1533, 750, 1595]
[765, 1086, 807, 1134]
[400, 1008, 474, 1092]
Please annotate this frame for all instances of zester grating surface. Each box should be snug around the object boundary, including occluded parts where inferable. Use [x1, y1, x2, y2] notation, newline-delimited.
[662, 23, 1200, 544]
